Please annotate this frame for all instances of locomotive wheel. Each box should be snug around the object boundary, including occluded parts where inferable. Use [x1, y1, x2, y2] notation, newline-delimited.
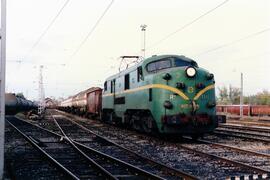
[132, 122, 141, 131]
[131, 115, 142, 132]
[142, 116, 153, 134]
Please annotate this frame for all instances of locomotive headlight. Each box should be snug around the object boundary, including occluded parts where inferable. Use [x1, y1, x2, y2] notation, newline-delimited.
[186, 67, 196, 78]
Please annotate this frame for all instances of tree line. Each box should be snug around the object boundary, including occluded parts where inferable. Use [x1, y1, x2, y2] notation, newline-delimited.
[217, 86, 270, 105]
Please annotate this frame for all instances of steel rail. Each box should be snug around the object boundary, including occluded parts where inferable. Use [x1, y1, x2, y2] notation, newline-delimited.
[178, 143, 270, 174]
[6, 119, 80, 180]
[213, 131, 270, 143]
[14, 116, 63, 137]
[196, 139, 270, 159]
[218, 124, 270, 133]
[54, 110, 198, 180]
[214, 129, 270, 141]
[226, 120, 270, 127]
[50, 113, 117, 180]
[73, 140, 166, 180]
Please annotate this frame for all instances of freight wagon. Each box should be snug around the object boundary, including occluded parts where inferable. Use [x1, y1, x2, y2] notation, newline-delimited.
[5, 93, 37, 115]
[59, 87, 102, 118]
[217, 105, 270, 116]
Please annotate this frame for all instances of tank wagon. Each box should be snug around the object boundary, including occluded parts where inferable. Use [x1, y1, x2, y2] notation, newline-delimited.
[5, 93, 37, 115]
[60, 54, 218, 138]
[59, 87, 102, 118]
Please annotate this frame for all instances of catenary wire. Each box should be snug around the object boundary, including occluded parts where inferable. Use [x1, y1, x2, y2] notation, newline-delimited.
[145, 0, 229, 51]
[25, 0, 70, 58]
[67, 0, 114, 64]
[194, 28, 270, 57]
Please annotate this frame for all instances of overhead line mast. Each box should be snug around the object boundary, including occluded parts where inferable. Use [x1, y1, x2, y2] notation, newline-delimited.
[38, 65, 45, 116]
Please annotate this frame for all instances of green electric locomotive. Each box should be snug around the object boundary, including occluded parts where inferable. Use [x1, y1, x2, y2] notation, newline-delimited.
[102, 54, 218, 137]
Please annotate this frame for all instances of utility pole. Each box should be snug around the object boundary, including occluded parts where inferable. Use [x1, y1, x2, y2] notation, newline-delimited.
[0, 0, 6, 178]
[140, 24, 147, 58]
[240, 73, 243, 118]
[38, 65, 45, 116]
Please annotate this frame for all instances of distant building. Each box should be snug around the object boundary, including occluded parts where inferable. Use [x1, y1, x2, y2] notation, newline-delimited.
[44, 98, 57, 108]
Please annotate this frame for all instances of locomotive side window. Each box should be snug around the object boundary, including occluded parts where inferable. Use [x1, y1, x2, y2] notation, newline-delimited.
[137, 66, 143, 82]
[124, 74, 130, 90]
[147, 59, 171, 73]
[104, 81, 107, 91]
[156, 60, 171, 70]
[147, 62, 156, 72]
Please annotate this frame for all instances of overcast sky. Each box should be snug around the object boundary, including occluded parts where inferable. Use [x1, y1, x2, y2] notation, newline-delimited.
[4, 0, 270, 100]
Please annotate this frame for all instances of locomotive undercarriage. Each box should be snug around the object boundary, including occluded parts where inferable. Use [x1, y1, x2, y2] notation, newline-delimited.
[124, 110, 158, 134]
[102, 109, 158, 134]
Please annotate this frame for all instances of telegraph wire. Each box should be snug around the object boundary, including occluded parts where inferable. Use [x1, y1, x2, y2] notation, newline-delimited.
[68, 0, 114, 63]
[195, 28, 270, 57]
[25, 0, 70, 58]
[146, 0, 229, 50]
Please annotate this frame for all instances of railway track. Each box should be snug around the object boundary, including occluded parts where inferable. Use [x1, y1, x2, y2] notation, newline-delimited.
[182, 137, 270, 172]
[50, 113, 197, 180]
[219, 123, 270, 134]
[215, 124, 270, 143]
[6, 116, 103, 179]
[52, 110, 269, 179]
[4, 118, 66, 179]
[226, 119, 270, 127]
[7, 115, 197, 180]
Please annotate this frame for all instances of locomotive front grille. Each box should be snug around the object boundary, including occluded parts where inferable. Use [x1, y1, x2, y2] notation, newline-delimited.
[162, 114, 213, 126]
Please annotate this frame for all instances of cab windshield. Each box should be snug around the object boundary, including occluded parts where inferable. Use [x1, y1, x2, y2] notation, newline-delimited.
[146, 57, 198, 73]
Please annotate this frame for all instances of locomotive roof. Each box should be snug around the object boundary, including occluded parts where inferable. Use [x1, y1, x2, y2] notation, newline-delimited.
[105, 54, 197, 81]
[143, 54, 196, 64]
